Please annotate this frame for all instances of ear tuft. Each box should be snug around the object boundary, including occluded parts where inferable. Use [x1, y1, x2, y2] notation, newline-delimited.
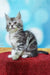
[17, 12, 21, 19]
[5, 14, 10, 20]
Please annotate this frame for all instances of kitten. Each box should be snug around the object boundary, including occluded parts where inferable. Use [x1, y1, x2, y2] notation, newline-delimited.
[5, 12, 48, 60]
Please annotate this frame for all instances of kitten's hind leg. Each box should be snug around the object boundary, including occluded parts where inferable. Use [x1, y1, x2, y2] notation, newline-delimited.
[22, 49, 38, 58]
[22, 55, 29, 58]
[22, 51, 31, 58]
[31, 50, 38, 57]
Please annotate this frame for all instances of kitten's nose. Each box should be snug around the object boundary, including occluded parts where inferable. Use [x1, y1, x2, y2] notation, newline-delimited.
[11, 25, 13, 28]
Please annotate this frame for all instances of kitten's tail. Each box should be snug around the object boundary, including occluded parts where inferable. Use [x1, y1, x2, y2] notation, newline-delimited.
[38, 51, 49, 55]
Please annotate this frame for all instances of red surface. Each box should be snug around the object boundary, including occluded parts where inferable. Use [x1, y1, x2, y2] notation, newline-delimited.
[0, 52, 50, 75]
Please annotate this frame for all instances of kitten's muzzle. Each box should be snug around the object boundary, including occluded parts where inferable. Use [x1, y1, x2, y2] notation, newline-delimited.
[11, 25, 14, 28]
[11, 25, 13, 27]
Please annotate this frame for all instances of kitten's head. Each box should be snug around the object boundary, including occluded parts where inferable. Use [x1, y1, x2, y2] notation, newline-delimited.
[5, 12, 23, 32]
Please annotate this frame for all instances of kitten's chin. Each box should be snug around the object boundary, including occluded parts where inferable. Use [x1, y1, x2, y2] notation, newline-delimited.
[9, 28, 17, 33]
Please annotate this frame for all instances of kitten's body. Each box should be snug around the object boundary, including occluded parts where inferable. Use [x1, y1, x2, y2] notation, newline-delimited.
[5, 12, 48, 60]
[9, 28, 38, 59]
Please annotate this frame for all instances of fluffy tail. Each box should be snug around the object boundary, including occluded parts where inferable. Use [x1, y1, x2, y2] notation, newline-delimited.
[38, 51, 49, 55]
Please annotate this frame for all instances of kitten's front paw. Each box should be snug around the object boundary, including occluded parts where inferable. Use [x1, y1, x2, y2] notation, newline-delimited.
[12, 55, 19, 60]
[8, 55, 12, 58]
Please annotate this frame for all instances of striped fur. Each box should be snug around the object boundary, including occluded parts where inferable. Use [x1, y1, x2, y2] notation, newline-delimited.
[5, 12, 48, 60]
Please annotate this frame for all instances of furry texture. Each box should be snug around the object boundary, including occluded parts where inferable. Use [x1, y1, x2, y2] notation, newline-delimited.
[5, 12, 48, 60]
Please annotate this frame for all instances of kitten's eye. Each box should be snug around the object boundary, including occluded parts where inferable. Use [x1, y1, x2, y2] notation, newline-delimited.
[9, 22, 11, 25]
[14, 22, 17, 24]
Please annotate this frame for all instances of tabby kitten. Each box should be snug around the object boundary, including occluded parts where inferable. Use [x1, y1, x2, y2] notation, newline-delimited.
[5, 12, 48, 60]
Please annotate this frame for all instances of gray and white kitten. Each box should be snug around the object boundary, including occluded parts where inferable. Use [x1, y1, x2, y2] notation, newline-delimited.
[5, 12, 48, 60]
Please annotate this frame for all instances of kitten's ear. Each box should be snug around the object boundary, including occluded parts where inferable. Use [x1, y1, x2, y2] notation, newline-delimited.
[5, 14, 10, 20]
[16, 12, 21, 19]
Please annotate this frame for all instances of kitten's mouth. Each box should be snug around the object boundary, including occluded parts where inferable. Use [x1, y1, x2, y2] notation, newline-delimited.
[11, 26, 17, 29]
[9, 27, 18, 32]
[10, 27, 16, 30]
[11, 27, 15, 29]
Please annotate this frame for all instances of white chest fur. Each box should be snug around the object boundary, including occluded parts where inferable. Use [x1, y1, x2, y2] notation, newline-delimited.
[9, 32, 18, 46]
